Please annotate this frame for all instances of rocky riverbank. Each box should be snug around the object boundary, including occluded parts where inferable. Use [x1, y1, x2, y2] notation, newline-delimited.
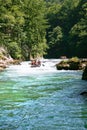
[0, 47, 21, 71]
[0, 59, 21, 71]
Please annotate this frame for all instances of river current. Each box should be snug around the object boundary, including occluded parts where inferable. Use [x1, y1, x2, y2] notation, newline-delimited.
[0, 59, 87, 130]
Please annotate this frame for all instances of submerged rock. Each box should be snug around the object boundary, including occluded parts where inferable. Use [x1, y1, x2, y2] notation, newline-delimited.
[80, 91, 87, 96]
[82, 66, 87, 80]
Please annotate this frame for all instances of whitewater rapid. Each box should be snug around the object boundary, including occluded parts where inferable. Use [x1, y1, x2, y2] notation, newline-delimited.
[6, 59, 62, 76]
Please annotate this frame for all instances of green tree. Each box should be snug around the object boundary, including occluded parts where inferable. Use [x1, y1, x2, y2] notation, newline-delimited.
[23, 0, 48, 59]
[69, 0, 87, 57]
[0, 0, 25, 59]
[46, 0, 87, 58]
[47, 26, 63, 57]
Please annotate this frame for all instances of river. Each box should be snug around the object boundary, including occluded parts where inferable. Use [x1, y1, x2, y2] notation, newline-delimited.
[0, 59, 87, 130]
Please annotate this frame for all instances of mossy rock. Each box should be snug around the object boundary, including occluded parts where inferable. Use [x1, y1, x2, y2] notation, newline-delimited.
[56, 60, 70, 70]
[56, 57, 81, 70]
[69, 61, 80, 70]
[68, 57, 80, 63]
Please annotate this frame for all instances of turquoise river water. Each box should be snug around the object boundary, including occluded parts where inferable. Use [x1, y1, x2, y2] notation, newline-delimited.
[0, 59, 87, 130]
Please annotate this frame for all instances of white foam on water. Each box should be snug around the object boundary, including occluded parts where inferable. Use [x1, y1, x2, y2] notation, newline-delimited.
[6, 59, 62, 76]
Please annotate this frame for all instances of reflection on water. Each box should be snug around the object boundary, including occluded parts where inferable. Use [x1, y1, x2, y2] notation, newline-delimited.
[0, 59, 87, 130]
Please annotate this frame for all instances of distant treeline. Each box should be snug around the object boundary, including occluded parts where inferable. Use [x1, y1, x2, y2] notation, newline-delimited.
[46, 0, 87, 58]
[0, 0, 87, 60]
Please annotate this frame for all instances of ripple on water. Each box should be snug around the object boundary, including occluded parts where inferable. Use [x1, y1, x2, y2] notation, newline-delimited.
[0, 61, 87, 130]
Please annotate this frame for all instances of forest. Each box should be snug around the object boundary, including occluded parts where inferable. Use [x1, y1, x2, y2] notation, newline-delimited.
[0, 0, 87, 60]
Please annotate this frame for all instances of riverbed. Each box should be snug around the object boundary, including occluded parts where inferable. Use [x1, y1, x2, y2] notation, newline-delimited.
[0, 59, 87, 130]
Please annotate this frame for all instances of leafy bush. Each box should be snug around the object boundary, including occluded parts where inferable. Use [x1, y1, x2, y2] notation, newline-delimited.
[7, 42, 22, 59]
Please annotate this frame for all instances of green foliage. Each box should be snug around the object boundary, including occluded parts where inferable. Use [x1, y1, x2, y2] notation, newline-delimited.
[7, 42, 21, 59]
[0, 0, 48, 60]
[23, 0, 48, 59]
[46, 0, 87, 58]
[68, 0, 87, 57]
[45, 0, 64, 4]
[49, 26, 63, 46]
[0, 0, 87, 59]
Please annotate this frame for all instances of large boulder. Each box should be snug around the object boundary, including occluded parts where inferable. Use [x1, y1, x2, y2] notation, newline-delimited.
[67, 57, 80, 70]
[56, 57, 80, 70]
[82, 66, 87, 80]
[56, 57, 87, 70]
[56, 60, 70, 70]
[80, 59, 87, 70]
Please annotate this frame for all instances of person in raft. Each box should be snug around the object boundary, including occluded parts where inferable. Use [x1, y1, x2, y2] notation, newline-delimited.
[31, 59, 41, 66]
